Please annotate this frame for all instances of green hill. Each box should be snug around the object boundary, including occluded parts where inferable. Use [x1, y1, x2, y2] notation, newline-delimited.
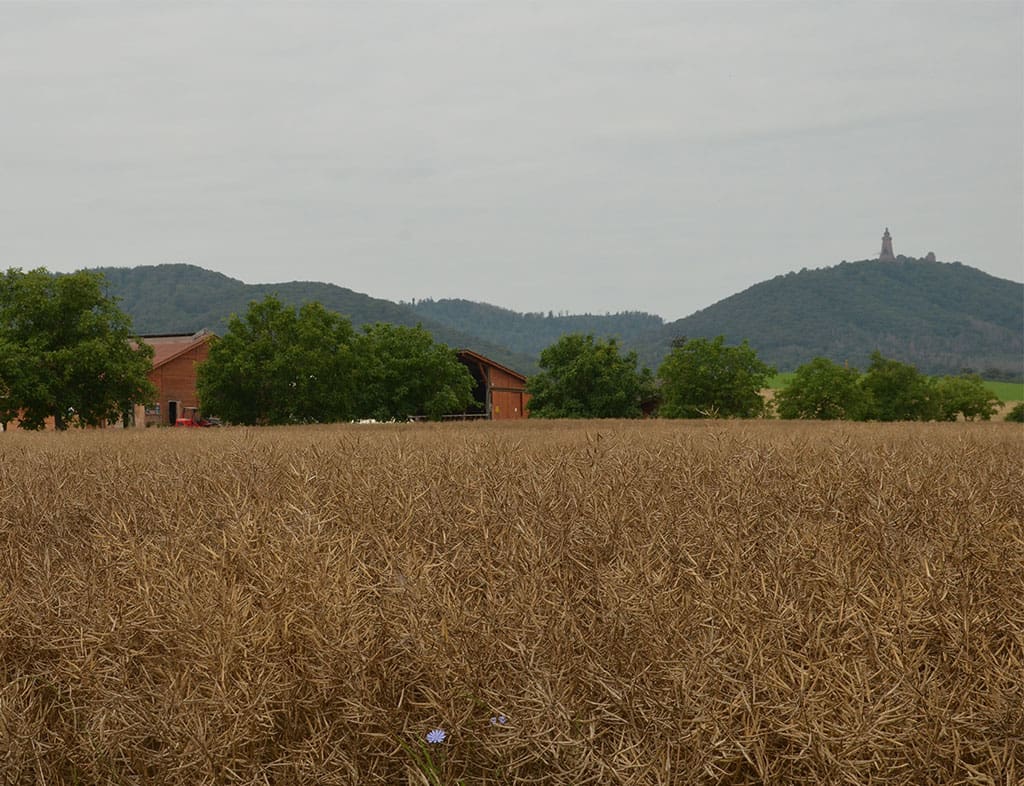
[92, 256, 1023, 380]
[93, 264, 538, 374]
[658, 257, 1023, 377]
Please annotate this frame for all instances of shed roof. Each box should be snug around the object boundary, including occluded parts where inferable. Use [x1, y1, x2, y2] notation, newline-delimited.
[456, 349, 528, 385]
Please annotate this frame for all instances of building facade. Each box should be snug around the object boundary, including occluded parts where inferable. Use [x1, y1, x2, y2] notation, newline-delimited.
[134, 330, 215, 426]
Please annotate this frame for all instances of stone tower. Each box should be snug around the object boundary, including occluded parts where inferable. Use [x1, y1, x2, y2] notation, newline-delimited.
[879, 228, 895, 261]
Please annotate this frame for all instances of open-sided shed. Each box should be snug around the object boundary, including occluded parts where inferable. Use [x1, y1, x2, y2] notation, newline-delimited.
[456, 349, 530, 420]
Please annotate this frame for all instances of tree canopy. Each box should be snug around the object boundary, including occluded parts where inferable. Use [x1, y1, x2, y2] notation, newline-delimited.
[352, 323, 475, 421]
[0, 268, 155, 430]
[859, 351, 935, 422]
[196, 295, 359, 426]
[931, 374, 1002, 421]
[775, 358, 865, 420]
[526, 334, 652, 419]
[196, 298, 474, 424]
[657, 336, 774, 419]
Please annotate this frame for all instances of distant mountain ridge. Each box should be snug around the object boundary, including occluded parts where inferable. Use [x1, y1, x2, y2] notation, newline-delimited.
[93, 257, 1023, 379]
[410, 298, 664, 360]
[93, 264, 539, 374]
[409, 258, 1022, 377]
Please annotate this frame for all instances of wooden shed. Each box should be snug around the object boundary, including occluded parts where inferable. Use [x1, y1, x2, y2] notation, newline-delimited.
[456, 349, 531, 420]
[134, 330, 215, 426]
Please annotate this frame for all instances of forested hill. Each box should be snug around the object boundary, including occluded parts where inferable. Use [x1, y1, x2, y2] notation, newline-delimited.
[93, 264, 538, 374]
[410, 299, 664, 360]
[93, 257, 1023, 380]
[659, 257, 1023, 377]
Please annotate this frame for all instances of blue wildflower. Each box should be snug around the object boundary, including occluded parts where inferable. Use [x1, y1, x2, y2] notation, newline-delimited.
[426, 728, 447, 744]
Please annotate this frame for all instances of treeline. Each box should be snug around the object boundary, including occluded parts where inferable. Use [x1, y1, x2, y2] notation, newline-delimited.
[526, 334, 775, 420]
[197, 296, 476, 425]
[774, 354, 1006, 422]
[524, 333, 1014, 422]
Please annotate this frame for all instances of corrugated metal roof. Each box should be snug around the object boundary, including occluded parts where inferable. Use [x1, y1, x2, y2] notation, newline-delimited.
[142, 330, 214, 368]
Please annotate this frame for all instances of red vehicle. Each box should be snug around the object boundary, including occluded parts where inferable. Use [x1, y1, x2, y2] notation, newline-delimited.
[173, 407, 219, 427]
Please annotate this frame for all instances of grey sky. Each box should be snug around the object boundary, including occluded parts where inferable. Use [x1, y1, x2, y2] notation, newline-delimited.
[1, 2, 1021, 320]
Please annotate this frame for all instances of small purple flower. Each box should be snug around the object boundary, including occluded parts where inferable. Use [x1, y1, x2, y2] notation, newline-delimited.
[490, 715, 508, 726]
[426, 728, 447, 744]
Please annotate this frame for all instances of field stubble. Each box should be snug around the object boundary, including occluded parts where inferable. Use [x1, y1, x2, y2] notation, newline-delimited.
[0, 420, 1022, 784]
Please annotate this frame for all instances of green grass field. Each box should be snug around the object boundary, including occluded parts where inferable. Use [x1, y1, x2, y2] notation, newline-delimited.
[767, 373, 1023, 401]
[983, 380, 1024, 401]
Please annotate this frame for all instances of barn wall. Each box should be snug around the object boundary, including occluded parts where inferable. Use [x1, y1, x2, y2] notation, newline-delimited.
[146, 342, 211, 426]
[491, 389, 530, 420]
[488, 366, 524, 391]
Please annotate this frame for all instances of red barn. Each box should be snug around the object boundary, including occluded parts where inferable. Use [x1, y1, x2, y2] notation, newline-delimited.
[456, 349, 531, 420]
[135, 330, 215, 426]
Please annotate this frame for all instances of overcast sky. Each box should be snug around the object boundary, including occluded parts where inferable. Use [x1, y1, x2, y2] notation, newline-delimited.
[1, 2, 1021, 320]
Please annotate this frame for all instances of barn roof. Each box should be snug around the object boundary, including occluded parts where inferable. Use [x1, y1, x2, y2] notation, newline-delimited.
[140, 330, 215, 369]
[456, 349, 528, 384]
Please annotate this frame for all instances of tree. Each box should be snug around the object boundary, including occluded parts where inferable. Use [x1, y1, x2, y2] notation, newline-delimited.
[1005, 403, 1024, 423]
[0, 268, 155, 430]
[931, 374, 1002, 421]
[859, 351, 935, 421]
[197, 295, 359, 425]
[352, 323, 474, 421]
[526, 334, 651, 418]
[657, 336, 774, 418]
[775, 358, 866, 420]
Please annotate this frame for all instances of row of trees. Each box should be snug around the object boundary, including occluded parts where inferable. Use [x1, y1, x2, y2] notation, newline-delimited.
[525, 334, 1008, 422]
[527, 334, 775, 419]
[197, 296, 474, 425]
[775, 353, 1003, 421]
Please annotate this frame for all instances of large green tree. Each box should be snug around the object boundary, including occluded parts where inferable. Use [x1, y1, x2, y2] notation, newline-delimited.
[859, 351, 935, 421]
[657, 336, 774, 418]
[931, 374, 1002, 421]
[352, 323, 474, 421]
[775, 357, 866, 420]
[0, 268, 155, 430]
[526, 334, 652, 419]
[197, 295, 359, 425]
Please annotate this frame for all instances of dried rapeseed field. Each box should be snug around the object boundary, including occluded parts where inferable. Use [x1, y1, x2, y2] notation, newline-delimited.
[0, 421, 1021, 784]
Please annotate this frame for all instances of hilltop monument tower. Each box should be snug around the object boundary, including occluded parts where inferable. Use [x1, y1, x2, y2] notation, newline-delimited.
[879, 227, 895, 261]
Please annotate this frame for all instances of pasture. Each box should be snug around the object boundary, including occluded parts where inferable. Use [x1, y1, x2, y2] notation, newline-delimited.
[1, 421, 1021, 784]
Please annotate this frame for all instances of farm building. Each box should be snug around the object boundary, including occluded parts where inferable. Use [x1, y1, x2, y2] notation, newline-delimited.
[134, 330, 215, 427]
[1, 330, 215, 431]
[456, 349, 531, 420]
